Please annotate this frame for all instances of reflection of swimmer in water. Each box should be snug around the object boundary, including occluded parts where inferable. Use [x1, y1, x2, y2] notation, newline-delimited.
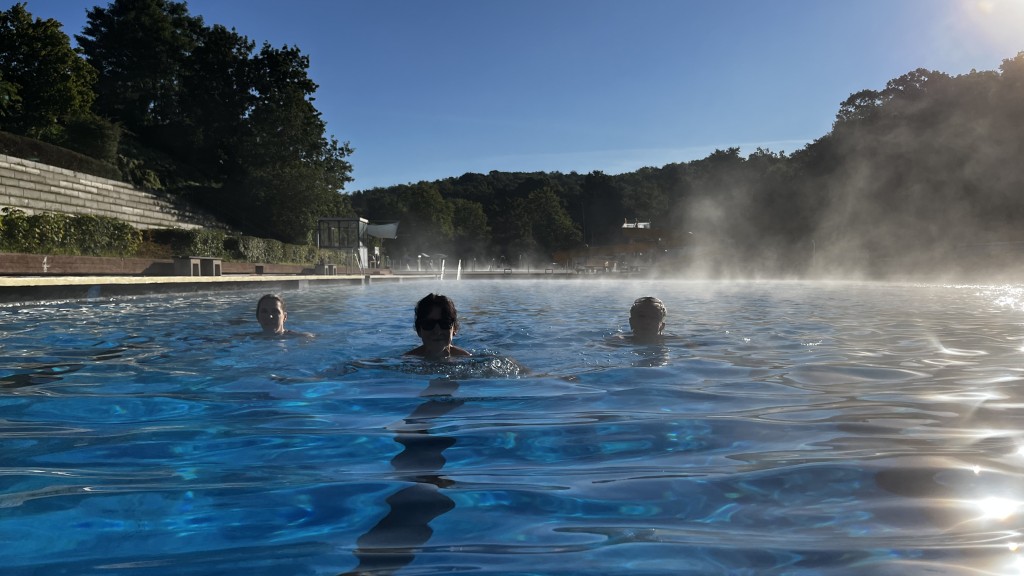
[0, 363, 84, 389]
[628, 296, 667, 343]
[345, 378, 462, 574]
[255, 294, 313, 338]
[404, 293, 471, 360]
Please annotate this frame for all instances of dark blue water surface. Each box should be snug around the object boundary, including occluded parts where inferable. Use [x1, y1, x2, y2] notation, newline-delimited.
[2, 280, 1024, 575]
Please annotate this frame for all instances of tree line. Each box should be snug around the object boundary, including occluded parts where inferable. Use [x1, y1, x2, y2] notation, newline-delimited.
[0, 0, 354, 244]
[350, 53, 1024, 278]
[3, 1, 1023, 278]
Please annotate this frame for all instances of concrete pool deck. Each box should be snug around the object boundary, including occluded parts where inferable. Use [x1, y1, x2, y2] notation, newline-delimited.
[0, 273, 434, 304]
[0, 269, 613, 304]
[0, 253, 630, 305]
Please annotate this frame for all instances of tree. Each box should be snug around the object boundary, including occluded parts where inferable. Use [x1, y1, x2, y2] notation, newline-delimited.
[578, 171, 624, 246]
[226, 83, 354, 242]
[77, 0, 203, 131]
[999, 51, 1024, 91]
[526, 187, 581, 256]
[217, 41, 352, 242]
[395, 183, 454, 253]
[0, 70, 21, 118]
[880, 68, 949, 102]
[170, 24, 255, 177]
[0, 3, 96, 139]
[834, 89, 882, 126]
[449, 198, 491, 258]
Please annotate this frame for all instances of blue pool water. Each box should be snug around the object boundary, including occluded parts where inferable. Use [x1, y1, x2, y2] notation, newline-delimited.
[2, 279, 1024, 575]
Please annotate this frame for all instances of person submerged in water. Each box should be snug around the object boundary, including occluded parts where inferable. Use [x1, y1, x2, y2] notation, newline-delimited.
[628, 296, 667, 343]
[255, 294, 313, 338]
[405, 293, 471, 360]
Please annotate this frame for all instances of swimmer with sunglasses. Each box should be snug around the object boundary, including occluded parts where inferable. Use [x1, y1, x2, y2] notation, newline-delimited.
[404, 293, 472, 360]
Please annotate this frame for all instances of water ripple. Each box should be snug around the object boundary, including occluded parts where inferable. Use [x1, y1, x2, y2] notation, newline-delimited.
[4, 282, 1024, 574]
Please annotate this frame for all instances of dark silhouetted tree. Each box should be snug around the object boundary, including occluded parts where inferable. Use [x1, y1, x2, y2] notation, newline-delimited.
[0, 3, 97, 140]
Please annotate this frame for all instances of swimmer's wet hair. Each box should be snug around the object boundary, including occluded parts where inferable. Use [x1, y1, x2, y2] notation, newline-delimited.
[630, 296, 666, 319]
[414, 293, 460, 333]
[256, 294, 285, 315]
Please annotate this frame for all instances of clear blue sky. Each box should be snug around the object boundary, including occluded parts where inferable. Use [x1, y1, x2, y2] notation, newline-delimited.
[18, 0, 1024, 192]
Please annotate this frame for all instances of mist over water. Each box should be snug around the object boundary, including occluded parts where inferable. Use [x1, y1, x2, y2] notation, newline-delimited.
[657, 61, 1024, 283]
[358, 55, 1024, 286]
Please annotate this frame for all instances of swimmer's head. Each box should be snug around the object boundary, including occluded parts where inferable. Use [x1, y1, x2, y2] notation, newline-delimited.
[629, 296, 666, 338]
[414, 293, 460, 334]
[256, 294, 287, 334]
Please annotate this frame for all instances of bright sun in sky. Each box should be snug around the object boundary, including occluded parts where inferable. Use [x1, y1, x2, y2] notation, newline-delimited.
[962, 0, 1024, 51]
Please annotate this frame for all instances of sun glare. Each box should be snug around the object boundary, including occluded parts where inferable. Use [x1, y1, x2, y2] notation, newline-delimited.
[959, 0, 1024, 55]
[975, 497, 1022, 521]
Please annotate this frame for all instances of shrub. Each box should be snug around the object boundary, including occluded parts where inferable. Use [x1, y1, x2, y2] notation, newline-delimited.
[107, 220, 142, 255]
[117, 155, 163, 191]
[61, 113, 121, 164]
[0, 207, 141, 256]
[2, 211, 331, 265]
[233, 235, 283, 263]
[0, 130, 122, 181]
[0, 207, 30, 251]
[230, 235, 337, 265]
[170, 228, 227, 258]
[68, 215, 142, 255]
[294, 243, 321, 264]
[26, 212, 71, 252]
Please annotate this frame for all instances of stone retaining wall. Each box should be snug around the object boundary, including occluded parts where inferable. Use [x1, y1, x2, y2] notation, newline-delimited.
[0, 252, 382, 277]
[0, 252, 319, 276]
[0, 154, 211, 229]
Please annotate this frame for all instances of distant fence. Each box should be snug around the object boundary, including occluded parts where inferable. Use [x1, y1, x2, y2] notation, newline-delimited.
[0, 154, 213, 230]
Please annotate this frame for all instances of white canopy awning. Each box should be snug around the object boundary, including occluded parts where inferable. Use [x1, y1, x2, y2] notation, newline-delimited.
[366, 222, 399, 239]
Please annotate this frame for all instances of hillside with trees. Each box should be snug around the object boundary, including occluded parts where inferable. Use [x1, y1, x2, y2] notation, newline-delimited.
[0, 0, 354, 245]
[350, 55, 1024, 279]
[2, 1, 1023, 279]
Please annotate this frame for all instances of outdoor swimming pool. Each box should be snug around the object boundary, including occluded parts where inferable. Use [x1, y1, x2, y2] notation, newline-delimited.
[2, 279, 1024, 575]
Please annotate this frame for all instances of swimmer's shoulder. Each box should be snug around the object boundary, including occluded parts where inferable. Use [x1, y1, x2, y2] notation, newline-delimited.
[403, 345, 472, 358]
[253, 329, 314, 339]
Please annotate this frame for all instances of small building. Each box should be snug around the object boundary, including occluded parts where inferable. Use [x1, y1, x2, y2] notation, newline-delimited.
[317, 217, 368, 269]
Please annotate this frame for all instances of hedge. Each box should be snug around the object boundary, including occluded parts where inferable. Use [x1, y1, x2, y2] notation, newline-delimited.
[145, 227, 353, 265]
[2, 207, 357, 265]
[0, 207, 142, 256]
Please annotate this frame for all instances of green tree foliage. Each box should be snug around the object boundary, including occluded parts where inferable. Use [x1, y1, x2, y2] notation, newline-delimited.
[61, 112, 121, 163]
[0, 70, 20, 117]
[221, 43, 353, 242]
[390, 183, 454, 255]
[578, 171, 624, 246]
[0, 207, 141, 256]
[73, 0, 353, 243]
[492, 195, 536, 257]
[77, 0, 202, 130]
[808, 62, 1017, 276]
[6, 0, 1024, 279]
[449, 198, 491, 258]
[353, 54, 1024, 278]
[525, 187, 582, 255]
[835, 89, 883, 126]
[174, 24, 254, 178]
[0, 3, 97, 140]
